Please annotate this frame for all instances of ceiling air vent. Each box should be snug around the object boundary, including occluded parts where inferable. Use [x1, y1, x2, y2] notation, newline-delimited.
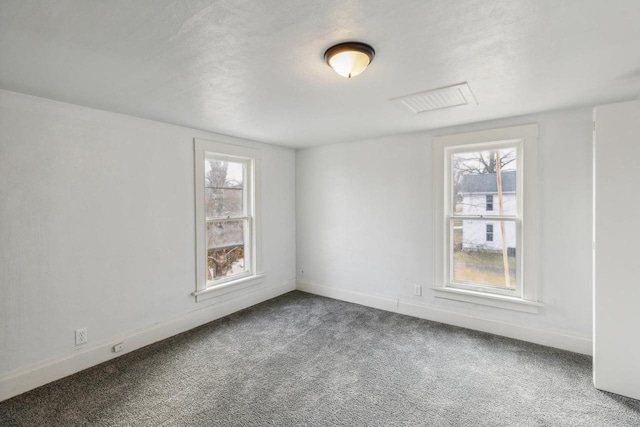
[391, 82, 477, 114]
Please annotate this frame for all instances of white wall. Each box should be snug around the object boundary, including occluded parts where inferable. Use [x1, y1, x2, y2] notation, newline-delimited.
[0, 90, 296, 393]
[297, 108, 593, 353]
[593, 100, 640, 399]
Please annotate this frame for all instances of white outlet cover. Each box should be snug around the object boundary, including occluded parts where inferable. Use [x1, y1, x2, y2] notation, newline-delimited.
[75, 328, 88, 345]
[414, 285, 422, 296]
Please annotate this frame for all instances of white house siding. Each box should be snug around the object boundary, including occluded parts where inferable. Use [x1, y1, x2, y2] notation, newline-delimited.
[461, 219, 516, 251]
[459, 193, 516, 251]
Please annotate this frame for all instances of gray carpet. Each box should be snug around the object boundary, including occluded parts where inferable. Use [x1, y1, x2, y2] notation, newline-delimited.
[1, 291, 639, 426]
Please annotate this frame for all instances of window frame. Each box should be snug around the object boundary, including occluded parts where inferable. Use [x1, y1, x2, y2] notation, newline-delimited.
[193, 139, 263, 302]
[432, 124, 542, 314]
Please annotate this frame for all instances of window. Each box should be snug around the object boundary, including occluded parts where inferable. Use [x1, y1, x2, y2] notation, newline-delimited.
[193, 139, 263, 302]
[205, 157, 249, 282]
[432, 124, 542, 313]
[486, 194, 493, 211]
[486, 224, 494, 242]
[450, 143, 519, 293]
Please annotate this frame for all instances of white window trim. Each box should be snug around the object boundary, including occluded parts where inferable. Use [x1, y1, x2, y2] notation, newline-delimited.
[432, 123, 542, 313]
[193, 139, 263, 303]
[192, 273, 266, 302]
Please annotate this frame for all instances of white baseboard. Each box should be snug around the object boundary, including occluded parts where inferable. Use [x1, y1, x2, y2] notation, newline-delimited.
[0, 278, 296, 402]
[297, 280, 592, 356]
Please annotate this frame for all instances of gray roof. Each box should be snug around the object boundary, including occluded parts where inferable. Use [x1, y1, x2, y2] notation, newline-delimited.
[459, 171, 516, 193]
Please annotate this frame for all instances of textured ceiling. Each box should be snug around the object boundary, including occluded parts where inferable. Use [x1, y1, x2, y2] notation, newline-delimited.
[1, 0, 639, 148]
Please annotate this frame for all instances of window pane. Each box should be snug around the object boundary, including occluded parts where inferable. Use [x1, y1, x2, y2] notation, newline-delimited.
[452, 219, 516, 289]
[206, 188, 243, 218]
[207, 220, 247, 281]
[205, 159, 244, 218]
[206, 159, 244, 187]
[452, 148, 517, 216]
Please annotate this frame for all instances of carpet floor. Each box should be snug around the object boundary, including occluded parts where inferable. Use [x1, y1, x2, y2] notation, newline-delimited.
[1, 291, 639, 426]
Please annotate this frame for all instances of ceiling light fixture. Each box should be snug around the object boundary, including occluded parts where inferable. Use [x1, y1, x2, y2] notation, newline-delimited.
[324, 42, 375, 78]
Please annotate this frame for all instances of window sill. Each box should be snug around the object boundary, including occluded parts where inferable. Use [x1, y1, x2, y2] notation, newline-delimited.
[432, 286, 543, 314]
[193, 274, 265, 303]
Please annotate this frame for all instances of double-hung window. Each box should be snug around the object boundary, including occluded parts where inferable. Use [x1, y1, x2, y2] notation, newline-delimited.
[193, 139, 262, 302]
[432, 124, 542, 313]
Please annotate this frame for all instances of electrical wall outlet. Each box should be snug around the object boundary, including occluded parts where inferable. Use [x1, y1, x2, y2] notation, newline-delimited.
[113, 342, 124, 353]
[75, 328, 88, 345]
[413, 285, 422, 296]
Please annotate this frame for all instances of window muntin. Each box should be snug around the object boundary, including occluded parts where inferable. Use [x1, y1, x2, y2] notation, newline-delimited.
[447, 142, 522, 296]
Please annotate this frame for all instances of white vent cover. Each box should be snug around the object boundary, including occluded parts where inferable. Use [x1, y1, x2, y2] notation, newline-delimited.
[391, 82, 477, 114]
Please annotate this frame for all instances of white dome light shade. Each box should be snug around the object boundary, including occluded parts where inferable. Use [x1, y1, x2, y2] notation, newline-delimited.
[324, 42, 375, 78]
[328, 51, 371, 78]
